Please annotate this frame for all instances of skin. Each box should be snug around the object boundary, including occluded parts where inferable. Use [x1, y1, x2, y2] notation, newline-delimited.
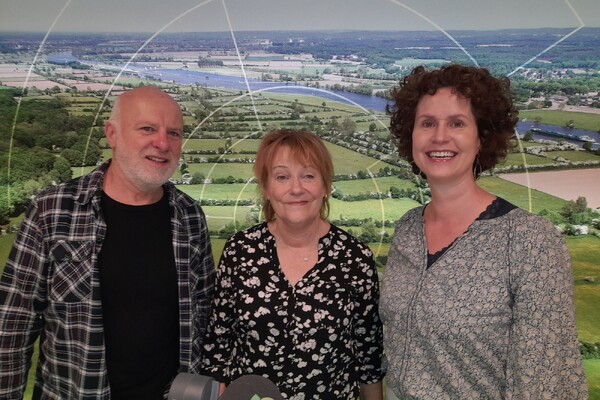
[412, 86, 480, 188]
[103, 86, 183, 205]
[412, 86, 495, 254]
[264, 146, 328, 230]
[264, 145, 330, 286]
[264, 146, 383, 399]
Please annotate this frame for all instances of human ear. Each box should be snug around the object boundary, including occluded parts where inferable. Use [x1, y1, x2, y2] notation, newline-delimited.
[105, 122, 117, 149]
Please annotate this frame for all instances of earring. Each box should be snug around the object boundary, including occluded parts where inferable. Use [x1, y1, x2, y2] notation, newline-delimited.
[473, 154, 482, 179]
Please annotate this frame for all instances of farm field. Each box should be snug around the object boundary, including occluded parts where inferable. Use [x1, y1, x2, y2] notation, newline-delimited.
[520, 109, 600, 132]
[2, 219, 598, 398]
[500, 168, 600, 209]
[585, 360, 600, 400]
[477, 175, 571, 214]
[2, 80, 600, 397]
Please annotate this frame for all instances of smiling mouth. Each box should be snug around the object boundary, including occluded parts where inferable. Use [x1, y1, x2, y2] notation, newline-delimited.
[427, 151, 456, 159]
[147, 156, 169, 163]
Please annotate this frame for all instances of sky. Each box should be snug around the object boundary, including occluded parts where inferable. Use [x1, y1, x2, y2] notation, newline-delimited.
[1, 0, 599, 33]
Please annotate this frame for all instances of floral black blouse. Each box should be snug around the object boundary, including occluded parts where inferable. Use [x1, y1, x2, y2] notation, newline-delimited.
[201, 222, 385, 399]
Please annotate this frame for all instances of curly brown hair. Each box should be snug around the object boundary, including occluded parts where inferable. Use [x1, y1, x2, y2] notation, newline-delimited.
[387, 64, 518, 179]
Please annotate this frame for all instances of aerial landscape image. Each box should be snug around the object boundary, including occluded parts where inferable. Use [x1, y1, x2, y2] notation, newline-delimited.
[1, 0, 599, 398]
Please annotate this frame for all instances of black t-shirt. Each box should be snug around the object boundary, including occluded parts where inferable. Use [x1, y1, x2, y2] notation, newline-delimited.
[99, 191, 180, 399]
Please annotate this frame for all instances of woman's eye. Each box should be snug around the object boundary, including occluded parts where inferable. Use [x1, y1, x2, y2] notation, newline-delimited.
[450, 121, 465, 128]
[303, 174, 315, 181]
[421, 120, 435, 128]
[275, 175, 288, 182]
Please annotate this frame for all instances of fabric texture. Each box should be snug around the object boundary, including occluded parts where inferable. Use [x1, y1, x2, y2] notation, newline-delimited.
[381, 202, 588, 399]
[0, 160, 215, 399]
[201, 222, 385, 399]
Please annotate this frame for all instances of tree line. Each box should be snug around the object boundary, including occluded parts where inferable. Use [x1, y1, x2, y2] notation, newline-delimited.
[0, 89, 103, 224]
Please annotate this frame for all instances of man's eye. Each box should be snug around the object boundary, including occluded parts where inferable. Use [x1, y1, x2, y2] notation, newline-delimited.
[168, 130, 181, 137]
[142, 126, 154, 132]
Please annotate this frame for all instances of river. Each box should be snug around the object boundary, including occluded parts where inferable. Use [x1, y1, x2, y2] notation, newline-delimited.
[99, 62, 600, 148]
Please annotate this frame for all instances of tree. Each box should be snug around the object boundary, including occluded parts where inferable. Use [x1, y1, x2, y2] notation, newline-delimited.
[339, 117, 356, 135]
[357, 170, 368, 179]
[180, 162, 189, 174]
[61, 148, 84, 167]
[190, 172, 205, 184]
[0, 187, 15, 225]
[51, 157, 73, 183]
[389, 186, 402, 198]
[559, 196, 591, 225]
[194, 109, 208, 121]
[369, 122, 377, 132]
[359, 220, 378, 243]
[328, 116, 339, 130]
[72, 141, 102, 166]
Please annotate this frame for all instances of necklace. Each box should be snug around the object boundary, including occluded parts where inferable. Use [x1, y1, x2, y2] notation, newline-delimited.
[276, 241, 315, 263]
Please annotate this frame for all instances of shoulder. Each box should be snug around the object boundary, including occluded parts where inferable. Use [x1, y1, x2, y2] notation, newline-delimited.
[504, 207, 562, 240]
[33, 166, 105, 212]
[226, 222, 271, 245]
[501, 208, 569, 267]
[328, 224, 374, 258]
[393, 205, 424, 229]
[168, 184, 202, 211]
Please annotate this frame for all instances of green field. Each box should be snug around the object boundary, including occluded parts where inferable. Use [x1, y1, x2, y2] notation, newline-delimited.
[552, 150, 600, 163]
[179, 183, 259, 202]
[3, 88, 600, 397]
[333, 176, 416, 195]
[182, 138, 261, 152]
[478, 176, 568, 214]
[499, 152, 557, 167]
[1, 195, 599, 398]
[585, 360, 600, 400]
[568, 236, 600, 349]
[521, 109, 600, 132]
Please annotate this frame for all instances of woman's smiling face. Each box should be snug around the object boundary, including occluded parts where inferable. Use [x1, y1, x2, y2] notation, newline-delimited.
[412, 87, 480, 184]
[264, 146, 327, 227]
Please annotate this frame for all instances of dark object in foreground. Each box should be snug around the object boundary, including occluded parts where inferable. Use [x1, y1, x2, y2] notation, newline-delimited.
[168, 373, 284, 400]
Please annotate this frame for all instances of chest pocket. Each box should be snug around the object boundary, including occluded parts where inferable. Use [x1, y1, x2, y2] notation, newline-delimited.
[48, 240, 94, 302]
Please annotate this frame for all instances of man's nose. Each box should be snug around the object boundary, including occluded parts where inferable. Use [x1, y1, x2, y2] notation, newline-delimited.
[153, 130, 170, 150]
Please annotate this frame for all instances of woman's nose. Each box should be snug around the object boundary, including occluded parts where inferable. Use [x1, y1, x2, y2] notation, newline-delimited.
[290, 177, 304, 192]
[431, 125, 449, 142]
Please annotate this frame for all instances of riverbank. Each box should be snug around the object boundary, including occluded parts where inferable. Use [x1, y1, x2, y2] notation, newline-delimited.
[499, 168, 600, 209]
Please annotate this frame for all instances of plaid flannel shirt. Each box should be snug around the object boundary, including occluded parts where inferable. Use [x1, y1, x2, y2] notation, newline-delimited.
[0, 161, 215, 399]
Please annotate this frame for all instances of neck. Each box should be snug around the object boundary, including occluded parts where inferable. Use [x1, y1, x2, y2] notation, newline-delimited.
[103, 166, 164, 205]
[426, 180, 494, 222]
[269, 218, 328, 248]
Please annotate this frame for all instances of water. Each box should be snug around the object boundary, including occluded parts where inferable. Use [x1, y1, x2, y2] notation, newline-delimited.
[122, 64, 391, 111]
[100, 62, 600, 148]
[517, 122, 600, 150]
